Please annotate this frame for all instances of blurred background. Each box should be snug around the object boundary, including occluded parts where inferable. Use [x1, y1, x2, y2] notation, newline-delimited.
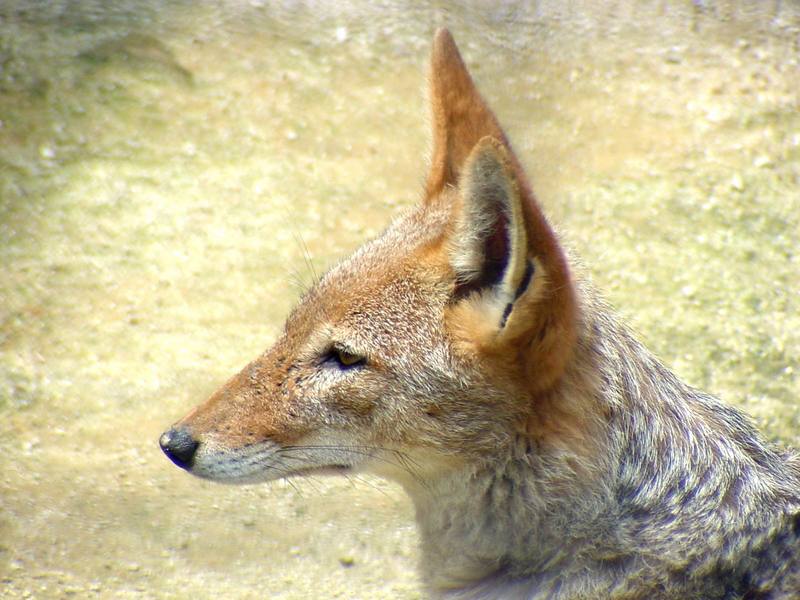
[1, 1, 798, 598]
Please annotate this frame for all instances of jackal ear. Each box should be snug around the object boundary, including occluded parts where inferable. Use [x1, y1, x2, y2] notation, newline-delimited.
[430, 30, 577, 391]
[450, 137, 533, 327]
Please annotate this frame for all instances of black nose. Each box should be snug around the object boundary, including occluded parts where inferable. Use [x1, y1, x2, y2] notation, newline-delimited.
[159, 426, 199, 470]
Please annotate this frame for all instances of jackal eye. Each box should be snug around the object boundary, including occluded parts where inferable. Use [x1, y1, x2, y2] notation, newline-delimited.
[324, 346, 366, 369]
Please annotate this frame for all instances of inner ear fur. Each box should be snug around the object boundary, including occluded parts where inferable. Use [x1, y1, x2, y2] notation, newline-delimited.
[450, 137, 530, 308]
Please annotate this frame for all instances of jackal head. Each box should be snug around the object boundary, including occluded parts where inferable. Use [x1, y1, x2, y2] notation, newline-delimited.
[160, 29, 578, 489]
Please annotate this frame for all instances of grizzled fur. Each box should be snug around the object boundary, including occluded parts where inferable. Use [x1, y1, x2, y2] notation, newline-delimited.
[160, 29, 800, 599]
[419, 289, 800, 598]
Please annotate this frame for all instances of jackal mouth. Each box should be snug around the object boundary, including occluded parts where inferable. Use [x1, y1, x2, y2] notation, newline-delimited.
[184, 440, 361, 484]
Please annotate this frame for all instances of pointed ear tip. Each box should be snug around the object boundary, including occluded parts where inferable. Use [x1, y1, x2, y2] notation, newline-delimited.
[431, 27, 460, 63]
[433, 27, 454, 45]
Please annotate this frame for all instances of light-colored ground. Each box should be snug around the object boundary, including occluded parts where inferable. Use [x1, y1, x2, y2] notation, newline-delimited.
[1, 1, 798, 598]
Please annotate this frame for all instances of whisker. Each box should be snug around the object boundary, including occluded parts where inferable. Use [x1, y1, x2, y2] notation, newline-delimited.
[345, 474, 395, 499]
[290, 227, 319, 287]
[283, 476, 304, 497]
[286, 266, 311, 296]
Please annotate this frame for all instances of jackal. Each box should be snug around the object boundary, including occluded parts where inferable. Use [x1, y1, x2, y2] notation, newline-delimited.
[160, 29, 800, 599]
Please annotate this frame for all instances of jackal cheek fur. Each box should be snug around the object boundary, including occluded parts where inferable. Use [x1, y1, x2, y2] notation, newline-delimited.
[160, 28, 800, 599]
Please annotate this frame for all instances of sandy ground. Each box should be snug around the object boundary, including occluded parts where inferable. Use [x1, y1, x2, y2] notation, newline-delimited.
[1, 1, 798, 598]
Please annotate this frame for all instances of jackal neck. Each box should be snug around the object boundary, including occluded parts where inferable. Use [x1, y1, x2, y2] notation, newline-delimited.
[409, 436, 610, 597]
[409, 295, 800, 598]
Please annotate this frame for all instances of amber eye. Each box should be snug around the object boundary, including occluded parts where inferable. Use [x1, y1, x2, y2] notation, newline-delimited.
[328, 347, 365, 369]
